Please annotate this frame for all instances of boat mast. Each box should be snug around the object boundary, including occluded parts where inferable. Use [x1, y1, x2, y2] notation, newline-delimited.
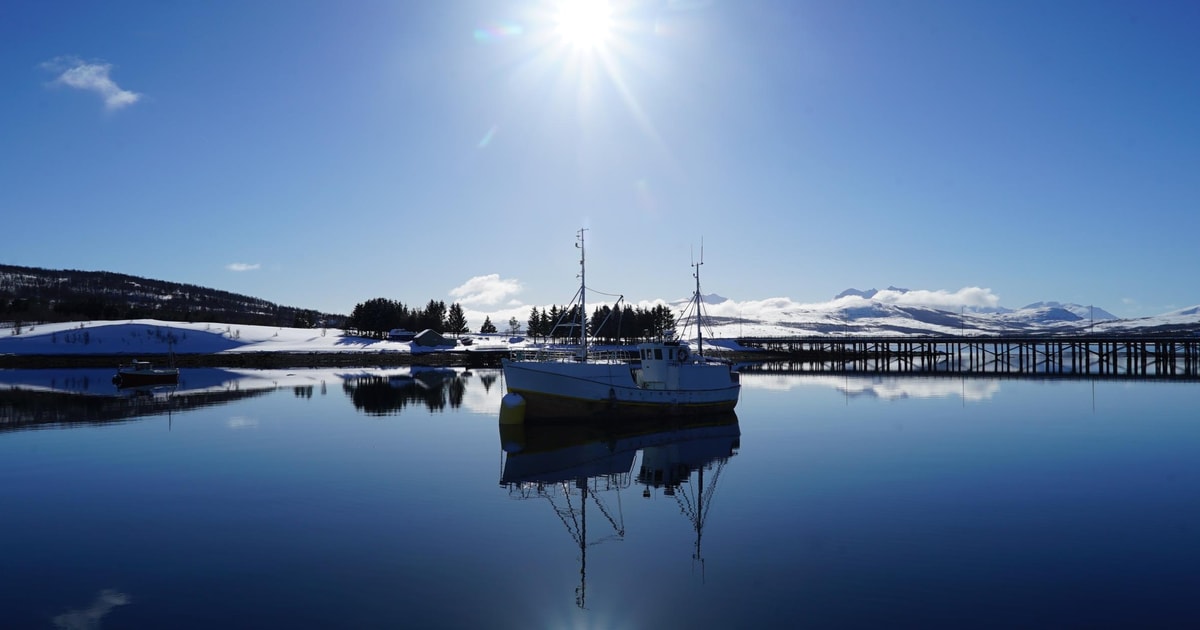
[693, 252, 704, 357]
[577, 228, 588, 363]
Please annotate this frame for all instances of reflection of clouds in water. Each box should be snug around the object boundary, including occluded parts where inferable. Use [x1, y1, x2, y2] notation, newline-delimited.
[840, 377, 1000, 402]
[741, 374, 1000, 402]
[228, 415, 259, 429]
[52, 589, 130, 630]
[459, 371, 506, 414]
[739, 374, 809, 392]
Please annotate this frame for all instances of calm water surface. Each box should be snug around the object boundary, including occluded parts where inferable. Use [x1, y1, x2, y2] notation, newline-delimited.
[2, 367, 1198, 628]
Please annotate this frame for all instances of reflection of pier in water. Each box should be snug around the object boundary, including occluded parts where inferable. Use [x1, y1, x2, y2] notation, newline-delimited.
[737, 336, 1200, 379]
[498, 414, 740, 608]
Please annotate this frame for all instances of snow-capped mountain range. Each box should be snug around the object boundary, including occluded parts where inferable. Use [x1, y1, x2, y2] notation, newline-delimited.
[675, 288, 1199, 338]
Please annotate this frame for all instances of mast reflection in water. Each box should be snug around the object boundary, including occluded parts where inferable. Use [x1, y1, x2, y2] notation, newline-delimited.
[498, 413, 740, 608]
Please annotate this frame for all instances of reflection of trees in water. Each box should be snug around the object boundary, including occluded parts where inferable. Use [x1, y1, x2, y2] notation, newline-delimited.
[341, 370, 465, 415]
[448, 377, 465, 409]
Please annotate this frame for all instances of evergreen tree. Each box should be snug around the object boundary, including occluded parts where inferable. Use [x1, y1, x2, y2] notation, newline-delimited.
[480, 316, 497, 334]
[419, 299, 448, 331]
[446, 302, 469, 335]
[346, 297, 404, 339]
[292, 309, 317, 328]
[590, 305, 612, 343]
[527, 307, 542, 342]
[624, 304, 643, 343]
[651, 304, 677, 339]
[547, 306, 562, 341]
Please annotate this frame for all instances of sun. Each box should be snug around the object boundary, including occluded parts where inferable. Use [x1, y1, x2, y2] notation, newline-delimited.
[554, 0, 613, 49]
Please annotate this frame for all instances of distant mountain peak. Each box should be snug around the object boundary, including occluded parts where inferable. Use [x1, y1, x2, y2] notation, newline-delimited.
[836, 286, 910, 300]
[671, 292, 729, 306]
[1021, 301, 1116, 321]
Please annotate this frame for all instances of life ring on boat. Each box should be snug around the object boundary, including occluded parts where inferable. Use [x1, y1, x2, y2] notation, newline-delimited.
[676, 348, 687, 362]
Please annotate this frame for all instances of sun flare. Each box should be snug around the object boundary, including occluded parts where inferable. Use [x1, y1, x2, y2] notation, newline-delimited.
[554, 0, 612, 49]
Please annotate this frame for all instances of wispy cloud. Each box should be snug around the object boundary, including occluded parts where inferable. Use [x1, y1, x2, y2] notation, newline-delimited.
[450, 274, 522, 306]
[866, 287, 1001, 310]
[41, 56, 141, 111]
[226, 263, 261, 272]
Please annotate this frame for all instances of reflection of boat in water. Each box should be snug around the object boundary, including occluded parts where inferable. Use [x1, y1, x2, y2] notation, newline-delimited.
[501, 229, 740, 419]
[499, 411, 740, 607]
[112, 359, 179, 388]
[115, 382, 178, 399]
[636, 419, 741, 579]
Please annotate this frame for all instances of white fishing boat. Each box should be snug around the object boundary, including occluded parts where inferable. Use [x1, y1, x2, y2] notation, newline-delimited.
[501, 229, 740, 418]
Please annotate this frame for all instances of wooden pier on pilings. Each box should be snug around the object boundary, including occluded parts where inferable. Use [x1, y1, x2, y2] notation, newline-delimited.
[734, 335, 1200, 378]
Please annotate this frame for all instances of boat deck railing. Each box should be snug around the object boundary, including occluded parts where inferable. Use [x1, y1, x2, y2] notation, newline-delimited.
[509, 346, 638, 364]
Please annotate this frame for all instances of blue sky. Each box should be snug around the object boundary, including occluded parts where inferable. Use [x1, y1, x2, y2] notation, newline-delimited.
[2, 0, 1197, 324]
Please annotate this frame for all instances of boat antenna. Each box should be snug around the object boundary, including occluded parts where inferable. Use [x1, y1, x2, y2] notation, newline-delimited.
[693, 239, 704, 357]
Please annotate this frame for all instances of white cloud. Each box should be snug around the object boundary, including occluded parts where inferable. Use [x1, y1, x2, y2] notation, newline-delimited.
[631, 286, 1002, 324]
[868, 287, 1000, 310]
[689, 296, 814, 322]
[226, 263, 261, 272]
[41, 56, 141, 111]
[450, 274, 522, 306]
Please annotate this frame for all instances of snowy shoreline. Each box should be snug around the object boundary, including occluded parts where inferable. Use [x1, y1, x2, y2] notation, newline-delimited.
[0, 350, 470, 369]
[4, 312, 1198, 369]
[0, 318, 761, 368]
[0, 319, 489, 357]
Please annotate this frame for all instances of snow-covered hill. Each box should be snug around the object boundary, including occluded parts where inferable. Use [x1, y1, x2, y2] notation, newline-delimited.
[1021, 301, 1117, 320]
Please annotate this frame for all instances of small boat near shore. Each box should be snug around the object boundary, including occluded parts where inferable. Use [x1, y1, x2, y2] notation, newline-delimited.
[112, 359, 179, 388]
[501, 229, 740, 419]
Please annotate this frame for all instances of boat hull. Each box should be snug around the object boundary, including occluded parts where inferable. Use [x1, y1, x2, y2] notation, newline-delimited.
[502, 358, 739, 419]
